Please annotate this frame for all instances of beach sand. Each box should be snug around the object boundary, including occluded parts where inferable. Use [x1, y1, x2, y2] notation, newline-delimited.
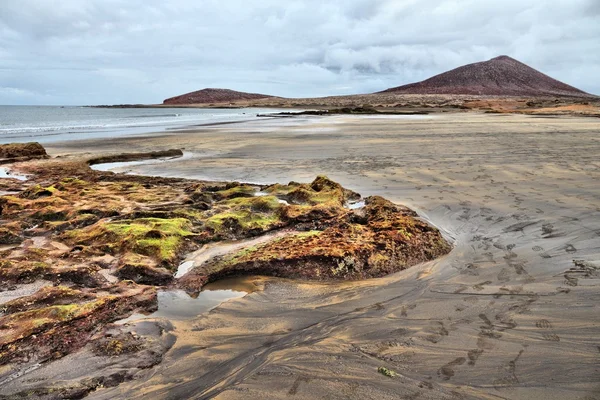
[39, 112, 600, 399]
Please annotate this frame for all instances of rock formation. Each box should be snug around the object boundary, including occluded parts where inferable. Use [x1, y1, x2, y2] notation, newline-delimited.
[0, 142, 48, 165]
[163, 88, 273, 105]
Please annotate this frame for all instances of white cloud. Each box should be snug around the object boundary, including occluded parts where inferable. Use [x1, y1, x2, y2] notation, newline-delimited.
[0, 87, 36, 96]
[0, 0, 598, 104]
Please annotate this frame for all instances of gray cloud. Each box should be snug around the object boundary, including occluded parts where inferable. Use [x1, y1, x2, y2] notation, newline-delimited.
[1, 0, 598, 105]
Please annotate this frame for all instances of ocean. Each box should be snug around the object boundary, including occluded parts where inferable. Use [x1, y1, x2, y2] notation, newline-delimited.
[0, 105, 280, 144]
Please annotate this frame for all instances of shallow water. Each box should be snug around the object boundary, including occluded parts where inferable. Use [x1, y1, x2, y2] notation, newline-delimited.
[116, 288, 246, 323]
[175, 230, 294, 278]
[0, 167, 28, 181]
[347, 200, 365, 209]
[175, 261, 195, 278]
[90, 151, 192, 173]
[121, 232, 294, 324]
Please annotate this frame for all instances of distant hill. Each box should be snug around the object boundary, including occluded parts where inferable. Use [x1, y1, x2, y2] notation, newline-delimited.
[380, 56, 595, 98]
[163, 88, 273, 105]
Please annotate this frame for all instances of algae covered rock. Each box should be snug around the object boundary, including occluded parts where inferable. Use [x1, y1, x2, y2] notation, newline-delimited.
[0, 142, 48, 163]
[64, 217, 197, 266]
[0, 283, 157, 365]
[1, 171, 449, 290]
[180, 195, 451, 288]
[115, 253, 174, 285]
[0, 286, 93, 314]
[86, 149, 183, 166]
[265, 175, 360, 206]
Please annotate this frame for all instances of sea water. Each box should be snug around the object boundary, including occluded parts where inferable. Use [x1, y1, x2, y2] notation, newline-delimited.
[0, 105, 283, 144]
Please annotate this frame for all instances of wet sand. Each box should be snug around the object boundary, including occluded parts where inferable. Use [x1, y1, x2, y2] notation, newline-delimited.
[46, 112, 600, 399]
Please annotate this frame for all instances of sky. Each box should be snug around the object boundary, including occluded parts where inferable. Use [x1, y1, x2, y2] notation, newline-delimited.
[1, 0, 599, 105]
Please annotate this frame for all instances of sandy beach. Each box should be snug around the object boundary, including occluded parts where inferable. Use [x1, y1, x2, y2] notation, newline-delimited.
[2, 112, 599, 399]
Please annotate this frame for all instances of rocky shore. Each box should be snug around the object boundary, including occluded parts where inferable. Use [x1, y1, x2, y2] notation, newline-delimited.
[0, 143, 450, 398]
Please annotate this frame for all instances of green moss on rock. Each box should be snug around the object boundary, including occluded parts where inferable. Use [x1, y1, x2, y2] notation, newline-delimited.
[65, 217, 195, 264]
[187, 196, 451, 283]
[213, 184, 256, 200]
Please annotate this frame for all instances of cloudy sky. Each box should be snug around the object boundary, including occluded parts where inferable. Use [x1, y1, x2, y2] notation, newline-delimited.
[1, 0, 599, 105]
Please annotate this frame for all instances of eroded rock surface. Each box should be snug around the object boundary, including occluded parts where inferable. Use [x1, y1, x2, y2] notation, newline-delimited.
[181, 195, 450, 286]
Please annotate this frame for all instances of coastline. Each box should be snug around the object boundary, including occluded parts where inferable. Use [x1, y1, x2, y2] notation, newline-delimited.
[89, 92, 600, 118]
[0, 106, 293, 146]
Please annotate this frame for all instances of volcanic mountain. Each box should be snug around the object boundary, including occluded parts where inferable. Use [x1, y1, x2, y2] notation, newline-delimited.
[380, 56, 594, 98]
[163, 88, 273, 105]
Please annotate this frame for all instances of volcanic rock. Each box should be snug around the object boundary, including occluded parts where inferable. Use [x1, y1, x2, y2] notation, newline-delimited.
[0, 142, 48, 164]
[381, 56, 595, 98]
[163, 88, 273, 105]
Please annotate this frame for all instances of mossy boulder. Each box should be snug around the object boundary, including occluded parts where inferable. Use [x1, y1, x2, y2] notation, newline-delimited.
[265, 175, 359, 207]
[0, 260, 50, 283]
[0, 142, 47, 162]
[21, 184, 58, 200]
[205, 196, 286, 239]
[212, 183, 256, 200]
[180, 196, 451, 289]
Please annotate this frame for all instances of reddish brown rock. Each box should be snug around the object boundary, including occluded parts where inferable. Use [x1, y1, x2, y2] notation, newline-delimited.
[381, 56, 596, 98]
[179, 195, 451, 291]
[0, 283, 157, 365]
[163, 88, 273, 105]
[0, 142, 48, 164]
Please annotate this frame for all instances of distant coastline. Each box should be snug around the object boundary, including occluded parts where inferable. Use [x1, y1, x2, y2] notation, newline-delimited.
[88, 94, 600, 119]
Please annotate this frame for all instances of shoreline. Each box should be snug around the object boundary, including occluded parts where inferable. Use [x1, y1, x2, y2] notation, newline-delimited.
[0, 106, 294, 146]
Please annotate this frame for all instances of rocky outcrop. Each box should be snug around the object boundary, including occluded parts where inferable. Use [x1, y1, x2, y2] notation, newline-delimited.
[0, 142, 48, 165]
[180, 195, 450, 287]
[163, 88, 273, 105]
[0, 144, 451, 385]
[87, 149, 183, 166]
[381, 56, 596, 98]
